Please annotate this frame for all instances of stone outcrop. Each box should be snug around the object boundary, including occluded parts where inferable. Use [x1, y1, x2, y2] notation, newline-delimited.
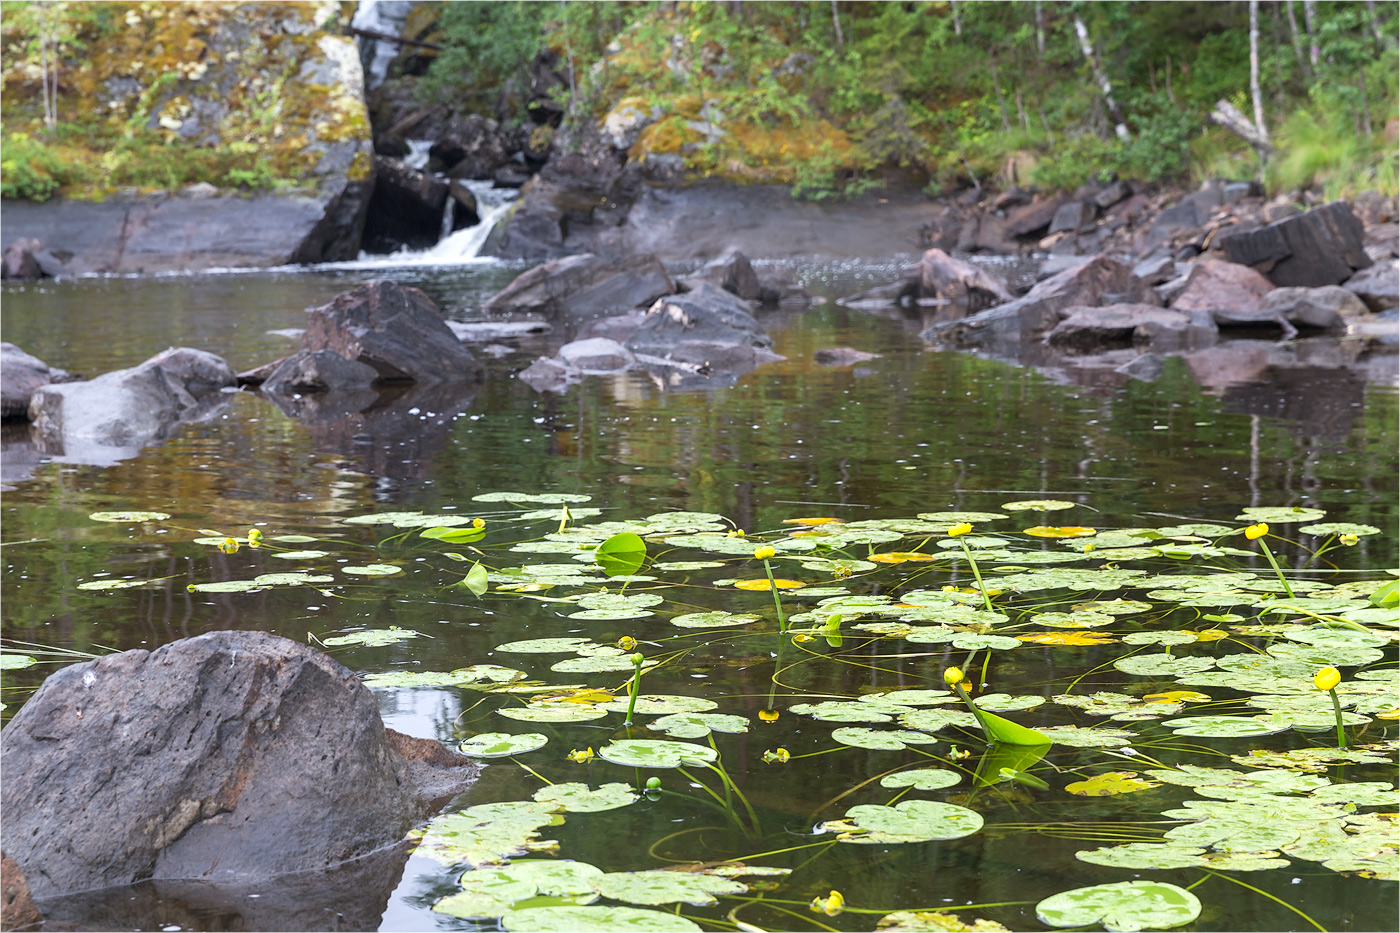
[1170, 258, 1280, 329]
[1342, 259, 1399, 312]
[625, 281, 773, 358]
[362, 156, 453, 253]
[482, 252, 674, 323]
[2, 343, 75, 421]
[1, 237, 67, 281]
[1046, 304, 1218, 353]
[27, 347, 236, 463]
[1215, 201, 1372, 287]
[908, 248, 1014, 309]
[0, 630, 478, 899]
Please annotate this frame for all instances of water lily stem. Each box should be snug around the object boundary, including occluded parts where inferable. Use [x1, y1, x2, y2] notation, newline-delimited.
[761, 558, 788, 632]
[1327, 687, 1348, 748]
[951, 680, 997, 744]
[624, 658, 644, 726]
[956, 539, 996, 611]
[1255, 538, 1296, 598]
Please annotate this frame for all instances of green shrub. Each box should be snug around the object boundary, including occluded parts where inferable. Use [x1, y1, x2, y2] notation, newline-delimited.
[0, 132, 73, 201]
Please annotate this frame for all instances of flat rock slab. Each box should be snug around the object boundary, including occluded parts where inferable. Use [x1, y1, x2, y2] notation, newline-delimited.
[1, 630, 457, 899]
[482, 252, 674, 322]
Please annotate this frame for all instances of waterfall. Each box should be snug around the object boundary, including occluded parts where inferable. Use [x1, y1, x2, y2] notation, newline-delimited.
[338, 180, 516, 269]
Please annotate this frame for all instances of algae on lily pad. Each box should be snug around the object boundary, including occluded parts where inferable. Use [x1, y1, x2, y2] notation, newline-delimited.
[459, 732, 550, 757]
[597, 739, 719, 768]
[321, 626, 421, 647]
[880, 768, 961, 790]
[533, 782, 639, 812]
[822, 799, 983, 843]
[593, 869, 746, 906]
[1037, 881, 1200, 933]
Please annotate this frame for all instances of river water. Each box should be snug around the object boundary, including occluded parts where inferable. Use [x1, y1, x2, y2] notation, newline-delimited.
[2, 255, 1397, 932]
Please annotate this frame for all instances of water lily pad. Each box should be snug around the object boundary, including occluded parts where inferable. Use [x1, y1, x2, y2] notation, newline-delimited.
[875, 910, 1011, 932]
[1121, 631, 1198, 646]
[1299, 522, 1382, 537]
[252, 572, 334, 586]
[362, 665, 527, 688]
[1065, 772, 1161, 796]
[0, 654, 38, 670]
[597, 740, 718, 769]
[566, 609, 656, 621]
[669, 611, 760, 629]
[793, 700, 912, 723]
[89, 510, 170, 522]
[898, 708, 980, 732]
[647, 712, 750, 738]
[1112, 654, 1216, 676]
[77, 578, 163, 590]
[473, 492, 594, 504]
[1019, 631, 1117, 646]
[1039, 725, 1138, 748]
[1161, 716, 1291, 737]
[1235, 506, 1327, 523]
[1024, 526, 1097, 538]
[593, 870, 746, 907]
[271, 550, 331, 560]
[831, 727, 938, 750]
[459, 733, 550, 757]
[1030, 610, 1117, 629]
[826, 799, 983, 843]
[975, 693, 1046, 711]
[880, 769, 961, 790]
[1037, 881, 1200, 932]
[412, 801, 563, 867]
[600, 694, 718, 715]
[652, 561, 726, 571]
[918, 511, 1009, 522]
[533, 783, 638, 812]
[342, 511, 426, 525]
[188, 579, 262, 593]
[498, 706, 610, 723]
[1002, 499, 1077, 512]
[322, 627, 421, 647]
[502, 906, 700, 932]
[497, 637, 601, 653]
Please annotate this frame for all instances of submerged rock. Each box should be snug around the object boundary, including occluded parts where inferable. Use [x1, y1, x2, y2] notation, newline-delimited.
[1, 342, 75, 421]
[0, 630, 478, 899]
[625, 281, 773, 358]
[482, 252, 674, 323]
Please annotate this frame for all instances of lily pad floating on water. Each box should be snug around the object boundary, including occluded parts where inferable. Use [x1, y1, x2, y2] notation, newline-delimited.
[875, 910, 1011, 932]
[917, 511, 1010, 522]
[1036, 881, 1201, 932]
[669, 611, 759, 629]
[271, 550, 332, 560]
[832, 727, 938, 750]
[502, 906, 700, 932]
[597, 739, 718, 768]
[459, 733, 550, 757]
[362, 664, 527, 688]
[0, 654, 38, 670]
[1299, 522, 1382, 537]
[600, 694, 718, 715]
[822, 799, 983, 843]
[321, 626, 421, 647]
[1002, 499, 1078, 512]
[1160, 715, 1291, 738]
[496, 637, 601, 654]
[1234, 506, 1327, 523]
[498, 705, 610, 723]
[89, 510, 170, 522]
[1065, 772, 1161, 796]
[473, 492, 594, 504]
[593, 869, 747, 907]
[880, 768, 961, 790]
[340, 563, 403, 576]
[533, 782, 638, 813]
[77, 577, 164, 590]
[647, 712, 750, 739]
[412, 801, 563, 867]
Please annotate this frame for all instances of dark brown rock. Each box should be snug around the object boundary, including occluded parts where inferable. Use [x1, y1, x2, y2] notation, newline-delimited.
[1047, 304, 1218, 353]
[1, 631, 469, 899]
[2, 854, 40, 929]
[300, 280, 483, 384]
[0, 237, 64, 281]
[910, 248, 1014, 307]
[695, 247, 761, 300]
[924, 254, 1158, 348]
[1004, 196, 1066, 238]
[260, 348, 380, 394]
[1, 343, 73, 421]
[432, 114, 513, 180]
[1171, 259, 1277, 326]
[1049, 199, 1098, 235]
[363, 156, 450, 253]
[483, 252, 674, 322]
[1217, 201, 1371, 287]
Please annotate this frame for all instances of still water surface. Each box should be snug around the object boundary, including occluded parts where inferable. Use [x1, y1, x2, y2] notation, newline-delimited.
[2, 259, 1396, 931]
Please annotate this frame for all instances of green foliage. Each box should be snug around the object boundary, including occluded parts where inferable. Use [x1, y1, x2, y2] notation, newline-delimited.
[0, 130, 72, 200]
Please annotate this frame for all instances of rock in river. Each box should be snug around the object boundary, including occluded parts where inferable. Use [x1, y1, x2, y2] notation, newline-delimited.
[0, 630, 477, 900]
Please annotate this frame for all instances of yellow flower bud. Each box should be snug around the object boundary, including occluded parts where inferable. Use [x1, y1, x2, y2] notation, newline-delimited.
[567, 747, 595, 763]
[247, 528, 263, 548]
[762, 747, 790, 763]
[472, 518, 486, 529]
[943, 666, 965, 686]
[947, 522, 973, 537]
[1340, 534, 1359, 546]
[1244, 523, 1268, 540]
[758, 708, 780, 723]
[753, 545, 776, 560]
[1313, 667, 1341, 692]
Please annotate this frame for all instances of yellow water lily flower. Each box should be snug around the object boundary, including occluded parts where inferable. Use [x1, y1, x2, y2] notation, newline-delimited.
[472, 518, 486, 529]
[732, 578, 804, 590]
[1245, 522, 1269, 540]
[810, 890, 845, 915]
[218, 537, 239, 554]
[567, 747, 595, 763]
[947, 522, 973, 537]
[1313, 667, 1341, 692]
[758, 708, 780, 723]
[753, 545, 777, 560]
[1340, 533, 1359, 546]
[762, 747, 790, 763]
[617, 635, 637, 651]
[247, 528, 263, 548]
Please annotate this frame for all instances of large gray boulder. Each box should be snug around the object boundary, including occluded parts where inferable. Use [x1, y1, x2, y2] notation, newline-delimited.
[924, 254, 1158, 348]
[1170, 258, 1278, 329]
[1215, 200, 1371, 287]
[0, 630, 478, 899]
[625, 281, 772, 358]
[909, 248, 1014, 309]
[1342, 259, 1399, 312]
[294, 279, 484, 386]
[1, 342, 74, 420]
[693, 247, 761, 300]
[482, 252, 674, 323]
[1046, 304, 1218, 353]
[27, 347, 236, 462]
[1258, 285, 1371, 333]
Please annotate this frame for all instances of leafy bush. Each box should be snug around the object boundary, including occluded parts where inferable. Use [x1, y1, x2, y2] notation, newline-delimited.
[0, 132, 73, 201]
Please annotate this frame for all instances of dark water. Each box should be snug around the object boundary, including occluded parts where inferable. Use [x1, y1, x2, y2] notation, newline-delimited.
[2, 259, 1397, 932]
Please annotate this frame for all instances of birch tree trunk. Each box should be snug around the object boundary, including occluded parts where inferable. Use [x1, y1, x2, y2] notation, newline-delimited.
[1035, 0, 1046, 60]
[1249, 0, 1270, 146]
[951, 0, 962, 36]
[830, 0, 844, 52]
[1303, 0, 1320, 67]
[1284, 0, 1307, 71]
[1072, 14, 1130, 142]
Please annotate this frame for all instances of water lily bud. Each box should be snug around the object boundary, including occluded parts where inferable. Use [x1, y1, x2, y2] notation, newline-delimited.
[753, 545, 776, 560]
[943, 666, 965, 686]
[1313, 667, 1341, 692]
[1340, 533, 1359, 546]
[762, 748, 791, 764]
[646, 776, 661, 789]
[758, 708, 779, 722]
[629, 653, 644, 666]
[947, 522, 973, 537]
[1244, 523, 1269, 540]
[567, 747, 595, 763]
[247, 528, 263, 548]
[472, 518, 486, 529]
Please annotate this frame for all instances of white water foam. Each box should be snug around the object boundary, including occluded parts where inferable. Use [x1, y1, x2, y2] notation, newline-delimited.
[333, 179, 518, 270]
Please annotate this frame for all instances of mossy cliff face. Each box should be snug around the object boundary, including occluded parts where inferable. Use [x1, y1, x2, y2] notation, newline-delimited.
[1, 0, 376, 268]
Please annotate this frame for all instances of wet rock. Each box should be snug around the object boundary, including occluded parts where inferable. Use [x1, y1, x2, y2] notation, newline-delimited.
[1, 237, 67, 281]
[482, 252, 673, 323]
[1004, 196, 1066, 238]
[910, 248, 1014, 308]
[558, 337, 635, 373]
[1341, 259, 1399, 312]
[925, 255, 1158, 348]
[516, 356, 577, 393]
[576, 311, 647, 344]
[446, 320, 553, 342]
[1116, 352, 1166, 382]
[1216, 201, 1371, 287]
[260, 348, 380, 394]
[1259, 286, 1370, 333]
[1, 631, 476, 899]
[814, 347, 880, 366]
[431, 114, 514, 180]
[754, 264, 809, 304]
[2, 853, 39, 929]
[298, 280, 484, 385]
[363, 156, 450, 253]
[490, 150, 636, 260]
[27, 348, 235, 462]
[693, 247, 760, 300]
[1170, 259, 1282, 331]
[1047, 304, 1218, 353]
[625, 281, 772, 359]
[1049, 199, 1098, 235]
[839, 281, 917, 310]
[2, 343, 75, 421]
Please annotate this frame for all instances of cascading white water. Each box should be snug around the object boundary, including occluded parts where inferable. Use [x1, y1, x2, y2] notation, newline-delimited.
[341, 179, 516, 269]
